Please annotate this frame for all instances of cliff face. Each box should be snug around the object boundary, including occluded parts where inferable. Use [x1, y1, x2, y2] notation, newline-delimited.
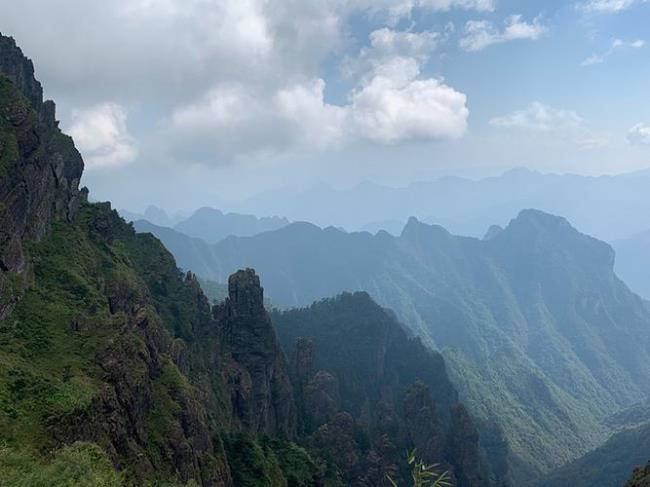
[216, 269, 296, 437]
[0, 34, 83, 320]
[0, 34, 305, 486]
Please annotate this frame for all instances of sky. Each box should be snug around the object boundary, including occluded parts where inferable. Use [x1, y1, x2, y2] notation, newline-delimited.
[2, 0, 650, 213]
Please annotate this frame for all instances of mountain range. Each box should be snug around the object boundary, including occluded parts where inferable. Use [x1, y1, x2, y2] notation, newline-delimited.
[122, 206, 289, 244]
[235, 169, 650, 242]
[139, 209, 650, 484]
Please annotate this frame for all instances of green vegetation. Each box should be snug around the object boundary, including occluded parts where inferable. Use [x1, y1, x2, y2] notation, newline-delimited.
[223, 433, 323, 487]
[388, 450, 453, 487]
[534, 422, 650, 487]
[0, 441, 123, 487]
[0, 213, 113, 451]
[0, 201, 220, 484]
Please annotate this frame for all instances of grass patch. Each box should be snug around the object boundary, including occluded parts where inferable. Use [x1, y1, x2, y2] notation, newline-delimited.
[0, 441, 123, 487]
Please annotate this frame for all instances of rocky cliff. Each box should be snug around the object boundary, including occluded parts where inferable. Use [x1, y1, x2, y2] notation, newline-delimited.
[216, 269, 296, 437]
[0, 33, 305, 486]
[0, 34, 83, 320]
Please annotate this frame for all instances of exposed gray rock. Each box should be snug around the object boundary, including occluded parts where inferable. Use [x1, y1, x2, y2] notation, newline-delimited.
[216, 269, 296, 437]
[0, 33, 83, 319]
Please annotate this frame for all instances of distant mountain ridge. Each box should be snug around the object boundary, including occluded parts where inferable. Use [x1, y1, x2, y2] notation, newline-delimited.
[174, 207, 289, 244]
[119, 205, 186, 227]
[237, 168, 650, 241]
[140, 209, 650, 482]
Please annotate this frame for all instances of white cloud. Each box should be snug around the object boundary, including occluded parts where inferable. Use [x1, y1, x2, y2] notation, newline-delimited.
[579, 0, 648, 13]
[581, 38, 645, 66]
[490, 103, 583, 131]
[350, 57, 467, 143]
[67, 103, 138, 169]
[274, 80, 348, 149]
[343, 27, 440, 79]
[628, 123, 650, 145]
[5, 0, 477, 166]
[369, 28, 441, 60]
[460, 15, 547, 51]
[164, 16, 470, 161]
[413, 0, 494, 12]
[168, 79, 348, 160]
[490, 102, 608, 149]
[169, 58, 468, 159]
[356, 0, 493, 23]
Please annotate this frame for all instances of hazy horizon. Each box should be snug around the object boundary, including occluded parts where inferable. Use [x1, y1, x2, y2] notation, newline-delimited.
[3, 0, 650, 213]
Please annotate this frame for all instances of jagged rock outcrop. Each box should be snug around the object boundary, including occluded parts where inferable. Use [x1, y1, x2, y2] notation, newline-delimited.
[0, 33, 83, 319]
[0, 36, 296, 486]
[31, 203, 233, 486]
[216, 269, 295, 437]
[291, 336, 315, 384]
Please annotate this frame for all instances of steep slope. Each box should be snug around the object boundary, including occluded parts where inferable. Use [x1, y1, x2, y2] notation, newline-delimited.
[181, 211, 650, 480]
[0, 33, 310, 486]
[612, 230, 650, 299]
[272, 292, 507, 486]
[133, 219, 223, 281]
[0, 34, 83, 320]
[534, 422, 650, 487]
[174, 207, 289, 244]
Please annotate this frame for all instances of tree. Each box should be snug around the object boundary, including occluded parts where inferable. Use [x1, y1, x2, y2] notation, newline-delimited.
[388, 449, 454, 487]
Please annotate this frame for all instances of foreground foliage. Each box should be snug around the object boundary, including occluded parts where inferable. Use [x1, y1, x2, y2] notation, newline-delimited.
[388, 450, 454, 487]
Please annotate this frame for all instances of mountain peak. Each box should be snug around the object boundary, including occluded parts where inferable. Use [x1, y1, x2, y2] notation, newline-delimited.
[500, 209, 615, 270]
[227, 268, 264, 316]
[0, 33, 43, 111]
[193, 206, 225, 218]
[483, 224, 504, 240]
[0, 33, 84, 317]
[401, 216, 451, 241]
[501, 209, 577, 239]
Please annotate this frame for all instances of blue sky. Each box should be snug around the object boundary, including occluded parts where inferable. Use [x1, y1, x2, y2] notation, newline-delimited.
[2, 0, 650, 211]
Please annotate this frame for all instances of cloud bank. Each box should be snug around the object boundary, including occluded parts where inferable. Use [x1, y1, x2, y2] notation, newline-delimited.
[459, 15, 547, 51]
